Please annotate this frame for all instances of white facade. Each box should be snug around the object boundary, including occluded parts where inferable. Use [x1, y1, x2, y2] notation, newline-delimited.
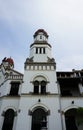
[0, 29, 83, 130]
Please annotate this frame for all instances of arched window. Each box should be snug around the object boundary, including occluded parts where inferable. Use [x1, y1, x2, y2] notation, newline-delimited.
[33, 76, 48, 94]
[31, 108, 47, 130]
[34, 81, 39, 94]
[2, 109, 15, 130]
[65, 108, 78, 130]
[41, 81, 46, 94]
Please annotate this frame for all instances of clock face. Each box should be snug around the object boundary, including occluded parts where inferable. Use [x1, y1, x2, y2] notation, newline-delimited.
[40, 35, 42, 39]
[39, 34, 47, 41]
[34, 32, 48, 42]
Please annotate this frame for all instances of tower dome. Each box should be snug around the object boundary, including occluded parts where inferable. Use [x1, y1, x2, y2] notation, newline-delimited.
[6, 58, 14, 66]
[2, 57, 14, 68]
[34, 29, 49, 38]
[29, 29, 52, 62]
[33, 29, 49, 42]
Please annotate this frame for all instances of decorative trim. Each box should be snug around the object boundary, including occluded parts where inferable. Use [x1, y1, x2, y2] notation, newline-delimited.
[28, 110, 33, 115]
[14, 111, 17, 116]
[1, 111, 5, 116]
[1, 110, 17, 116]
[46, 110, 50, 115]
[28, 109, 50, 116]
[28, 104, 50, 116]
[30, 42, 51, 48]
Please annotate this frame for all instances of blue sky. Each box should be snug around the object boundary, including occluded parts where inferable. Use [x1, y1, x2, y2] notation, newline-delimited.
[0, 0, 83, 73]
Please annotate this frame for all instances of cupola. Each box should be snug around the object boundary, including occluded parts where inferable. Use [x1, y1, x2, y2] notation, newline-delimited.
[2, 57, 14, 69]
[33, 29, 49, 42]
[29, 29, 52, 62]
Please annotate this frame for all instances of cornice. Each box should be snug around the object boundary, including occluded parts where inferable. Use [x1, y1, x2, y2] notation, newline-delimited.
[30, 42, 51, 48]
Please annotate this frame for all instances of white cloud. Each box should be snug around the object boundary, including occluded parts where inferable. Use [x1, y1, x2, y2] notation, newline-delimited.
[57, 54, 83, 71]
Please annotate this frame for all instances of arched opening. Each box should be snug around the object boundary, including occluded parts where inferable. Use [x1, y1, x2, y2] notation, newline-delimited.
[41, 81, 46, 94]
[34, 81, 39, 94]
[32, 75, 48, 95]
[2, 109, 15, 130]
[65, 108, 78, 130]
[31, 108, 47, 130]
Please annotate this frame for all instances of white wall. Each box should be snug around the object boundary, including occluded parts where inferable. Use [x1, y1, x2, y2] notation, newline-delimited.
[16, 96, 62, 130]
[22, 69, 58, 94]
[30, 45, 52, 62]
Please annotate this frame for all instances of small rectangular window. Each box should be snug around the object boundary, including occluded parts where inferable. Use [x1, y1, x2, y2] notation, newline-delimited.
[36, 48, 38, 54]
[40, 35, 42, 39]
[9, 82, 20, 96]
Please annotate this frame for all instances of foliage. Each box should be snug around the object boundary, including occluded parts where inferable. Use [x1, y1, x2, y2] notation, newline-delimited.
[76, 107, 83, 126]
[77, 107, 83, 115]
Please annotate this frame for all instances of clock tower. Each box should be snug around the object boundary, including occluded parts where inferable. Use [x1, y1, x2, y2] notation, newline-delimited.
[29, 29, 52, 62]
[16, 29, 62, 130]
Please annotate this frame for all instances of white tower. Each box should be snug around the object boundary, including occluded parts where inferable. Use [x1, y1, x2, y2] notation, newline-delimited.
[29, 29, 52, 62]
[16, 29, 62, 130]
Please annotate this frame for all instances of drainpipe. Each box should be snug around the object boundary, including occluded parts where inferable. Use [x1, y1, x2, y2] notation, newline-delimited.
[57, 81, 64, 130]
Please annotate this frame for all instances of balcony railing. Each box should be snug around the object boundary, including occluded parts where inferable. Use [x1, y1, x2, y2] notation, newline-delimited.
[8, 75, 23, 80]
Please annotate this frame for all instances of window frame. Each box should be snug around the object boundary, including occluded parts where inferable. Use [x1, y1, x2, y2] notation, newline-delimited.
[9, 82, 20, 96]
